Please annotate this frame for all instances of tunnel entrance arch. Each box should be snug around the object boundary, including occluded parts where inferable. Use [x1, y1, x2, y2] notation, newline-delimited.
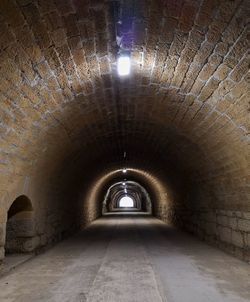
[118, 196, 135, 208]
[5, 195, 36, 255]
[102, 181, 152, 214]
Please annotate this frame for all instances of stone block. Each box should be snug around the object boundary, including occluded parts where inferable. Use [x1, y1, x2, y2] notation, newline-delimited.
[232, 231, 244, 248]
[204, 222, 216, 235]
[230, 57, 249, 82]
[51, 28, 67, 47]
[199, 63, 217, 81]
[218, 226, 231, 244]
[214, 64, 231, 81]
[215, 42, 228, 56]
[0, 224, 6, 246]
[229, 217, 237, 230]
[206, 21, 225, 44]
[54, 0, 74, 15]
[23, 236, 40, 252]
[235, 211, 243, 218]
[245, 233, 250, 247]
[40, 234, 47, 246]
[179, 2, 197, 32]
[44, 11, 63, 31]
[238, 219, 250, 232]
[242, 212, 250, 220]
[195, 0, 215, 27]
[93, 10, 106, 33]
[199, 77, 220, 101]
[217, 215, 228, 227]
[63, 14, 79, 37]
[0, 247, 4, 260]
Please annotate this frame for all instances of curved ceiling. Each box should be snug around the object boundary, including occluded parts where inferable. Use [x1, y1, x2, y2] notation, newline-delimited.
[0, 0, 249, 220]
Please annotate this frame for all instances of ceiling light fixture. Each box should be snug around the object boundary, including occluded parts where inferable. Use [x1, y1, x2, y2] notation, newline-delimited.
[122, 168, 127, 173]
[117, 55, 131, 76]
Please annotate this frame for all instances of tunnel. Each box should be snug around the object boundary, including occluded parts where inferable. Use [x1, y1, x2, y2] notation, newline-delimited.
[0, 0, 249, 301]
[102, 180, 152, 212]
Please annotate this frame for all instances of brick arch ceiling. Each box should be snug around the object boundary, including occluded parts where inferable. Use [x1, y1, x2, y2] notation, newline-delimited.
[0, 0, 249, 215]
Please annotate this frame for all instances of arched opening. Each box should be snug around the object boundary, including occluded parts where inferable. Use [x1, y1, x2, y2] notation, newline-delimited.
[101, 179, 153, 215]
[7, 196, 33, 220]
[5, 195, 36, 255]
[119, 196, 134, 208]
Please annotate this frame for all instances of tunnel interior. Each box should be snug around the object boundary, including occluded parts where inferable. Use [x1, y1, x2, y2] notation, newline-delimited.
[102, 180, 152, 213]
[0, 0, 249, 264]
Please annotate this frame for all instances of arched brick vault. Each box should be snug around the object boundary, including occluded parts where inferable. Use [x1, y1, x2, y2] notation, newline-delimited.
[0, 0, 249, 260]
[103, 181, 152, 212]
[78, 167, 175, 226]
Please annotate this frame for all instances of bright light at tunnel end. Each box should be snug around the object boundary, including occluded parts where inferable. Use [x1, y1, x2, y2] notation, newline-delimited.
[119, 196, 134, 208]
[117, 56, 131, 76]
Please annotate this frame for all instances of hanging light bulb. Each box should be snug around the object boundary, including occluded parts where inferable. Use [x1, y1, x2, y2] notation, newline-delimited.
[117, 55, 131, 76]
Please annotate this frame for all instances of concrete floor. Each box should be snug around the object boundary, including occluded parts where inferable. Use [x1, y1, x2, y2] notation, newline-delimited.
[0, 213, 249, 302]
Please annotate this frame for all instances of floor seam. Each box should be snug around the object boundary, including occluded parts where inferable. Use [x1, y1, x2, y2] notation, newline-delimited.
[85, 219, 119, 302]
[134, 217, 167, 302]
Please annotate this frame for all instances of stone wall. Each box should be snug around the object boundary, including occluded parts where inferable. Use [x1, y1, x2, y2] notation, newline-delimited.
[173, 209, 250, 262]
[0, 0, 249, 263]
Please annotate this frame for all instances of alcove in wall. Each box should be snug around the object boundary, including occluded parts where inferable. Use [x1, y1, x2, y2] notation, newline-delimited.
[5, 195, 36, 255]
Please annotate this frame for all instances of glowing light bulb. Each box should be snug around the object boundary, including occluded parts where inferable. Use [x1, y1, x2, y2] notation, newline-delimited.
[122, 168, 127, 173]
[117, 56, 131, 76]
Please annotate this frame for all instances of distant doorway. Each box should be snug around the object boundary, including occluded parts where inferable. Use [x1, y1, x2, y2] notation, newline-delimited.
[119, 196, 134, 208]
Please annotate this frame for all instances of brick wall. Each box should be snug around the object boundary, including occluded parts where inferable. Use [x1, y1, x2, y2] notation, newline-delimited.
[173, 209, 250, 262]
